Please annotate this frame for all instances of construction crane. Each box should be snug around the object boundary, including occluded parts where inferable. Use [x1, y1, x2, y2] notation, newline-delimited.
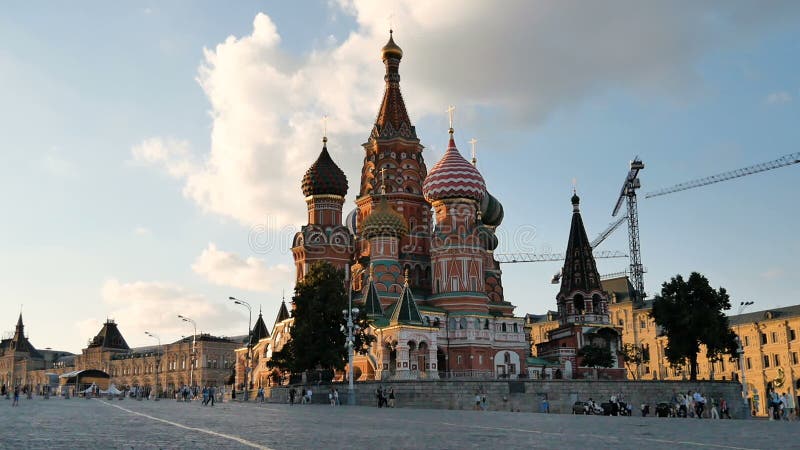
[645, 152, 800, 199]
[612, 158, 645, 304]
[494, 250, 627, 264]
[590, 215, 627, 249]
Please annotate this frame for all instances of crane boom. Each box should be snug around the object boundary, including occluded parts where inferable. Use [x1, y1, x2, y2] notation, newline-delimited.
[494, 250, 627, 264]
[590, 215, 627, 249]
[645, 152, 800, 199]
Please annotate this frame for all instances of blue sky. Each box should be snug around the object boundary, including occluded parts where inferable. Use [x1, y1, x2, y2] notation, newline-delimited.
[1, 1, 798, 352]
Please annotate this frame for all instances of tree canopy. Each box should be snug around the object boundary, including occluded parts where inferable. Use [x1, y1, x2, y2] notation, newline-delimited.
[577, 344, 614, 369]
[268, 261, 375, 376]
[650, 272, 738, 381]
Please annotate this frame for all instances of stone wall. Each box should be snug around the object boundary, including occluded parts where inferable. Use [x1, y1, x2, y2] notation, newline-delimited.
[263, 380, 746, 418]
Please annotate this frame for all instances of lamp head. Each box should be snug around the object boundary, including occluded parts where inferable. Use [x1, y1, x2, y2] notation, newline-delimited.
[352, 307, 359, 316]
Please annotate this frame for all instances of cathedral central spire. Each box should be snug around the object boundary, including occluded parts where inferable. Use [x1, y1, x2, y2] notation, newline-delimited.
[373, 30, 415, 140]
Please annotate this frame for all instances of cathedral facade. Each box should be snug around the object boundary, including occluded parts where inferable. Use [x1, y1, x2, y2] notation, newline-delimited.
[289, 32, 527, 381]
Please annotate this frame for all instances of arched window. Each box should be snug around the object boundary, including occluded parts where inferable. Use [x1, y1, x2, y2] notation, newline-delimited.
[459, 318, 467, 330]
[513, 323, 518, 333]
[501, 322, 507, 332]
[574, 294, 585, 314]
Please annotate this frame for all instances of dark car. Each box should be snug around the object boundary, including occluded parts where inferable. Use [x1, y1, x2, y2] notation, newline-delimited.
[655, 402, 672, 417]
[572, 401, 589, 414]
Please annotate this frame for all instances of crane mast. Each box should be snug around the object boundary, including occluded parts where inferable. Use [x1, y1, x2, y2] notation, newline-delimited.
[613, 158, 645, 305]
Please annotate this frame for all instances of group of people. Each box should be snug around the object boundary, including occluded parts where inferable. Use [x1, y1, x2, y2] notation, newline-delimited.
[473, 391, 489, 410]
[287, 387, 314, 405]
[376, 386, 395, 408]
[1, 384, 21, 406]
[671, 390, 730, 419]
[766, 389, 795, 421]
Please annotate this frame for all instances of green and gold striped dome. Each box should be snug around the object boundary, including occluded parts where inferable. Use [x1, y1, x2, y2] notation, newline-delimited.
[361, 196, 408, 239]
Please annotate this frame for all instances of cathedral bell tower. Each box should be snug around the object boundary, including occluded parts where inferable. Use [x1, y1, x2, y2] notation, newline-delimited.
[422, 125, 489, 313]
[291, 135, 353, 281]
[352, 31, 431, 293]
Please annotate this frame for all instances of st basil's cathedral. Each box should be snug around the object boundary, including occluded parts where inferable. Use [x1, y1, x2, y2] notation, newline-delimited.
[290, 31, 529, 380]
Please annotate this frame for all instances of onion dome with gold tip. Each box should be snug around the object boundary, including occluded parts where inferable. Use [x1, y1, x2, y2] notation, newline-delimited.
[423, 130, 486, 203]
[361, 195, 409, 239]
[301, 137, 348, 197]
[381, 29, 403, 60]
[479, 191, 504, 227]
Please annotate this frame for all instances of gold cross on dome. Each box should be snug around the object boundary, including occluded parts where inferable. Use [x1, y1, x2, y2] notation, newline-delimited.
[380, 167, 387, 195]
[388, 12, 395, 32]
[446, 105, 456, 130]
[469, 138, 477, 165]
[322, 115, 328, 139]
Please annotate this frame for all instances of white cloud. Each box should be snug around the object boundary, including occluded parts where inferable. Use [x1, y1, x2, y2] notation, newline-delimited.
[133, 226, 151, 236]
[41, 151, 77, 177]
[192, 243, 291, 292]
[133, 2, 800, 228]
[77, 278, 245, 347]
[760, 267, 785, 280]
[766, 91, 792, 104]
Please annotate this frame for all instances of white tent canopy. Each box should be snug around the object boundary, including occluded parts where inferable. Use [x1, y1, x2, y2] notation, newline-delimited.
[101, 384, 122, 395]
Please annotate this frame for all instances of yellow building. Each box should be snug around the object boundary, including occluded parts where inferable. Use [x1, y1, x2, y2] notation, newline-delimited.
[526, 276, 800, 416]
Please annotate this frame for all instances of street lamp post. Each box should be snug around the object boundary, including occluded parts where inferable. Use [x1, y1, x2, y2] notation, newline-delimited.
[144, 331, 162, 401]
[736, 301, 754, 418]
[230, 296, 252, 401]
[177, 315, 197, 389]
[343, 265, 359, 405]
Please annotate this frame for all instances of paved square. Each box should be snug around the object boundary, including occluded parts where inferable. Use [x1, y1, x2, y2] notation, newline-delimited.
[0, 397, 795, 449]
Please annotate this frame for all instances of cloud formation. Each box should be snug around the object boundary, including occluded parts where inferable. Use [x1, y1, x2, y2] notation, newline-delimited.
[192, 243, 291, 292]
[766, 91, 793, 104]
[133, 1, 800, 228]
[77, 279, 245, 347]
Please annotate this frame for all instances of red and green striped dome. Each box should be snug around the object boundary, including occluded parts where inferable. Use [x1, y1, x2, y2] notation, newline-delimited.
[422, 134, 486, 203]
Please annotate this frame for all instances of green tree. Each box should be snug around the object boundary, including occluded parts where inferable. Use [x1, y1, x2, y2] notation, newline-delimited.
[268, 261, 375, 376]
[650, 272, 738, 381]
[577, 344, 614, 369]
[621, 343, 644, 380]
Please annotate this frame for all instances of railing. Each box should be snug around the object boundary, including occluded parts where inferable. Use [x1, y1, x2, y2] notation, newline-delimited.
[438, 370, 497, 380]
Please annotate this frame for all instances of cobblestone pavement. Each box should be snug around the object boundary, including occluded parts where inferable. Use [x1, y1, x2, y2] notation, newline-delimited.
[0, 396, 797, 449]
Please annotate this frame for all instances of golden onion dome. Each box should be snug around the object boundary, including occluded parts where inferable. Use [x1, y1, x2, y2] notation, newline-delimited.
[361, 196, 408, 239]
[381, 30, 403, 60]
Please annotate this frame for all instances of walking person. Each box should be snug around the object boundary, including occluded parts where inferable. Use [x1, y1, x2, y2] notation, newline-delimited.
[257, 387, 265, 404]
[289, 387, 296, 405]
[334, 388, 339, 406]
[202, 386, 209, 406]
[784, 392, 795, 421]
[306, 387, 312, 404]
[388, 388, 395, 408]
[329, 388, 335, 406]
[376, 386, 383, 408]
[720, 398, 731, 419]
[12, 385, 20, 407]
[710, 397, 719, 419]
[208, 386, 216, 406]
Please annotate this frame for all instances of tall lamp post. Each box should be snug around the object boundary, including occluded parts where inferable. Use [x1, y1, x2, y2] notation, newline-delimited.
[144, 331, 162, 401]
[177, 315, 197, 389]
[342, 265, 359, 405]
[230, 296, 252, 401]
[736, 300, 754, 418]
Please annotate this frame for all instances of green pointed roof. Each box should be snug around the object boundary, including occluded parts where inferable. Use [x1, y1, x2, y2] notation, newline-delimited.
[250, 312, 269, 345]
[362, 271, 384, 318]
[390, 277, 422, 325]
[274, 300, 290, 327]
